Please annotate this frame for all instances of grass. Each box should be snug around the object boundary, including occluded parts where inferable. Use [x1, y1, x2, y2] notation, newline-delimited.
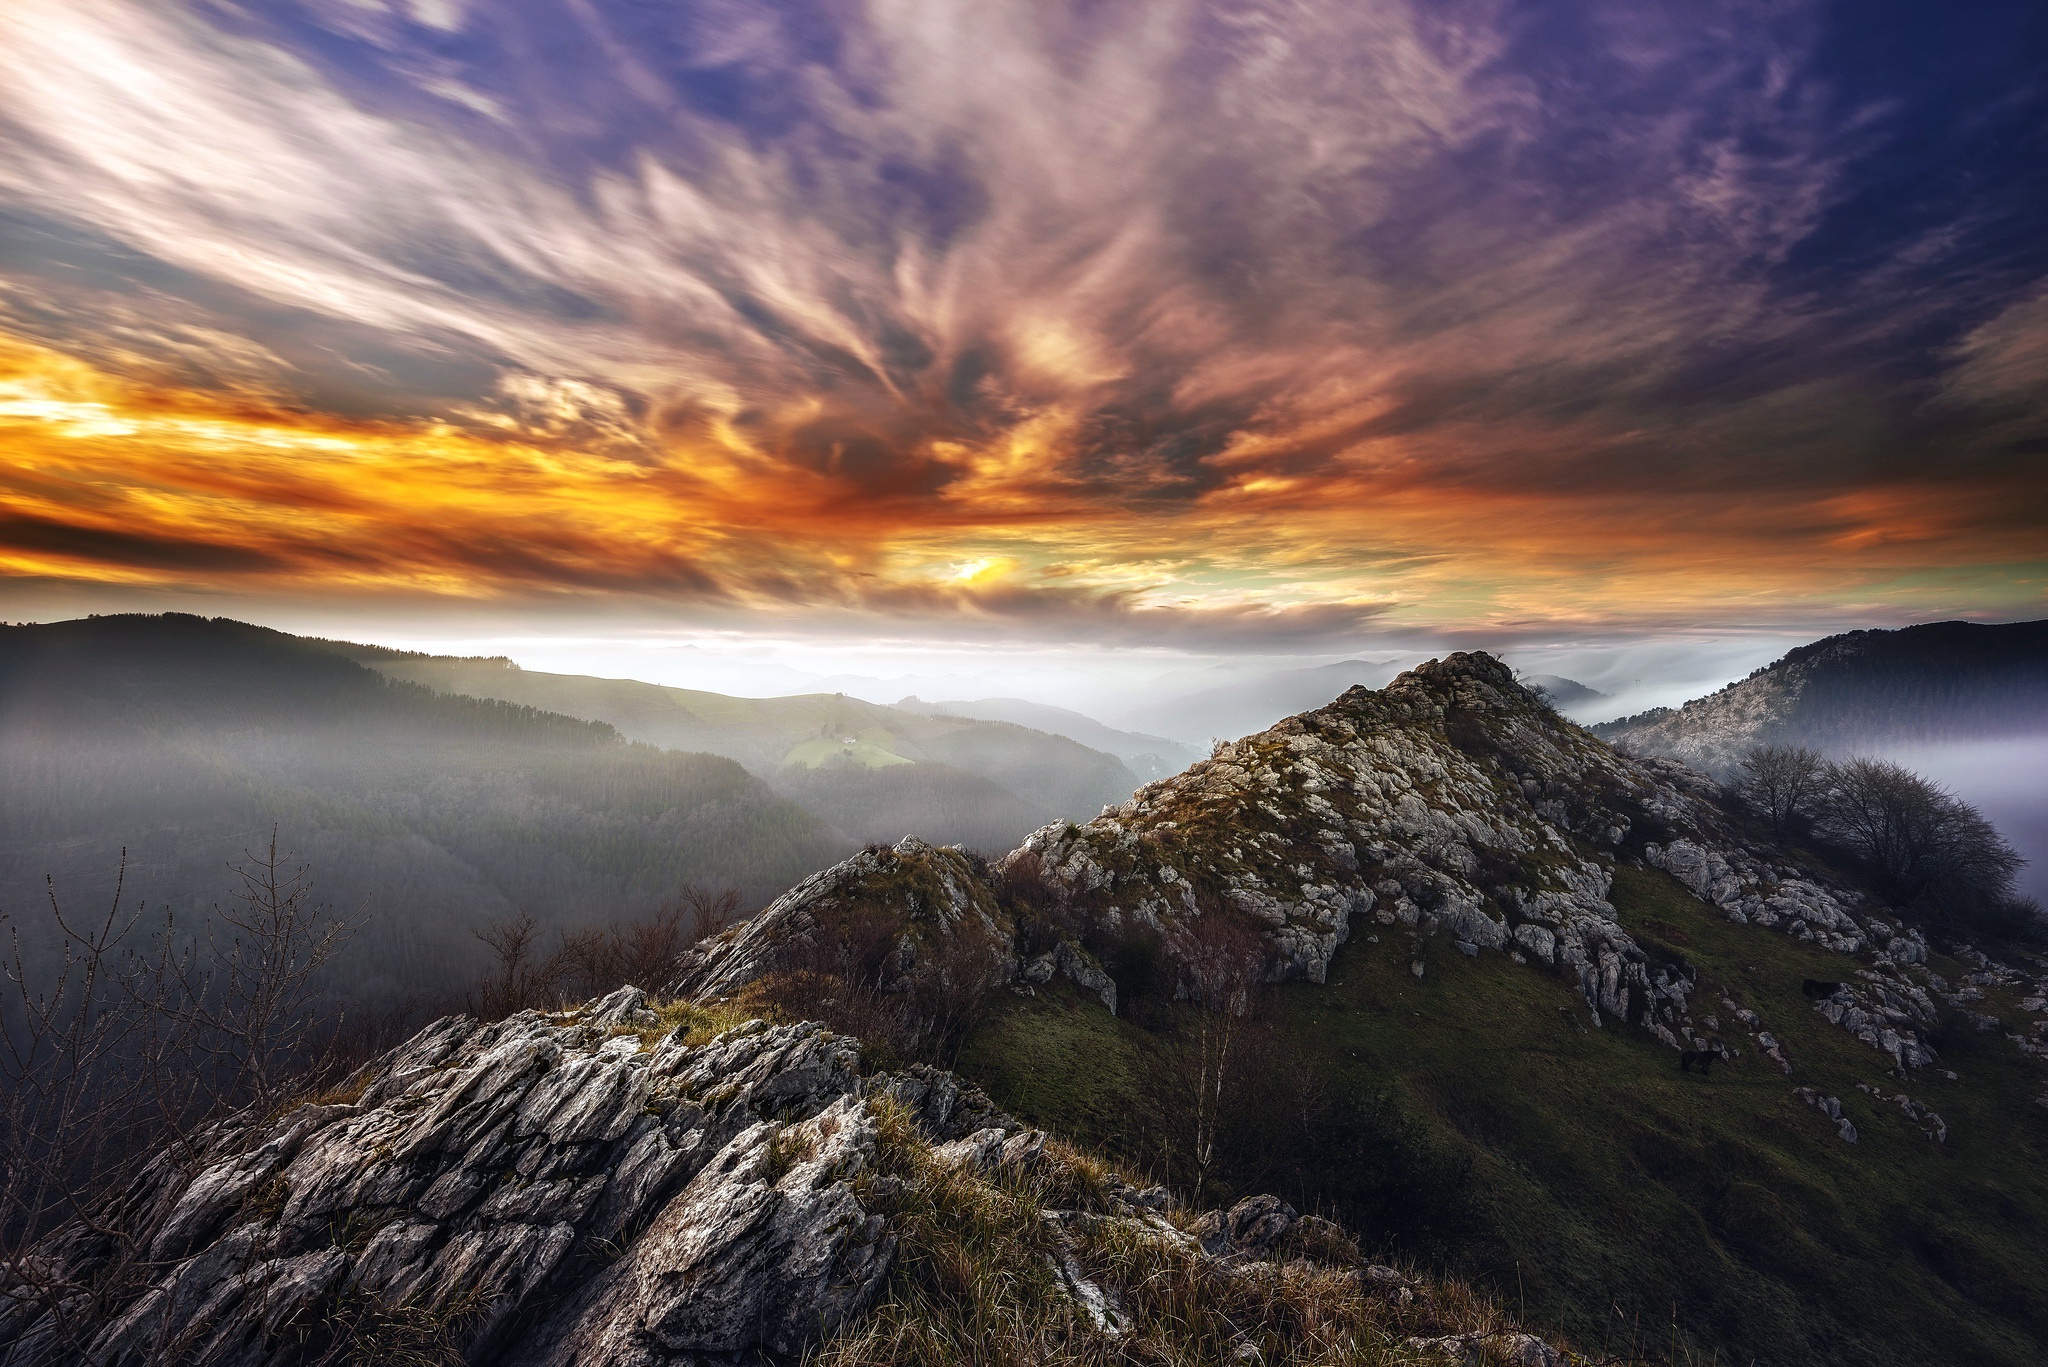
[954, 864, 2048, 1367]
[628, 995, 776, 1050]
[298, 1285, 491, 1367]
[783, 730, 916, 769]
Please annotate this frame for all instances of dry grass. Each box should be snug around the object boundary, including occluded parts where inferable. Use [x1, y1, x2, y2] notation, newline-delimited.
[300, 1285, 491, 1367]
[814, 1098, 1576, 1367]
[625, 995, 783, 1051]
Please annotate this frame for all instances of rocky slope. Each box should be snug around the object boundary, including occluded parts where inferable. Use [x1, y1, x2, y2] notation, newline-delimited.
[0, 986, 1570, 1367]
[1592, 618, 2048, 774]
[23, 652, 2043, 1367]
[678, 652, 1970, 1085]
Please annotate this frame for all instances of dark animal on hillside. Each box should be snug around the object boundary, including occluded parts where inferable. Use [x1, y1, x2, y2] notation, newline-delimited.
[1680, 1047, 1721, 1075]
[1802, 979, 1843, 999]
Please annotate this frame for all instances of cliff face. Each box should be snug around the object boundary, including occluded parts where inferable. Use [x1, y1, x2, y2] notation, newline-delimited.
[677, 653, 1952, 1079]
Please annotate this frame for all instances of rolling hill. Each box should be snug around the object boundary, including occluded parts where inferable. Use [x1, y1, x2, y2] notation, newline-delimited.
[352, 651, 1142, 849]
[0, 615, 853, 1011]
[891, 694, 1202, 781]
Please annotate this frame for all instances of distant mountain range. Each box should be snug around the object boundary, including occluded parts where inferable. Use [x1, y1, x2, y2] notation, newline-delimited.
[351, 652, 1144, 850]
[1593, 619, 2048, 774]
[891, 695, 1202, 779]
[0, 615, 853, 1011]
[1107, 657, 1410, 744]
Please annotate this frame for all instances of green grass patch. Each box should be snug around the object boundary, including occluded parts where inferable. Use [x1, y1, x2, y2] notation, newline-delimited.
[955, 867, 2048, 1367]
[782, 730, 915, 769]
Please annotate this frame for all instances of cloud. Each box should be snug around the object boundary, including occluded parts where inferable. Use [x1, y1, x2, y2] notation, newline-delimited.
[0, 509, 287, 574]
[1940, 280, 2048, 416]
[0, 0, 2041, 637]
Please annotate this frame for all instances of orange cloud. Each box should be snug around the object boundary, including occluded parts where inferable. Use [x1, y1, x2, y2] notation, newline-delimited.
[3, 335, 2041, 642]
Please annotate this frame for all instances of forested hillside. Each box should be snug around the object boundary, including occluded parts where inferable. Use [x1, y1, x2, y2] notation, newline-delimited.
[355, 651, 1141, 849]
[0, 616, 853, 1011]
[1594, 619, 2048, 772]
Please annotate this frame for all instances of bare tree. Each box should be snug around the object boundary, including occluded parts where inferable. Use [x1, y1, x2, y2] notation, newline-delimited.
[1819, 756, 2030, 925]
[154, 833, 361, 1117]
[1737, 743, 1827, 838]
[0, 837, 357, 1360]
[1154, 901, 1271, 1197]
[678, 885, 742, 946]
[470, 911, 560, 1018]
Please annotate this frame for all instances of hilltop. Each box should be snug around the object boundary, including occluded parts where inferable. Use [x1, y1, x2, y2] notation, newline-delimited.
[672, 653, 2048, 1367]
[1593, 619, 2048, 774]
[11, 638, 2045, 1366]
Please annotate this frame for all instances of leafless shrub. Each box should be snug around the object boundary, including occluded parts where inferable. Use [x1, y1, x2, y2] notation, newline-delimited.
[907, 911, 1003, 1066]
[467, 885, 743, 1019]
[1736, 743, 1827, 838]
[469, 910, 557, 1019]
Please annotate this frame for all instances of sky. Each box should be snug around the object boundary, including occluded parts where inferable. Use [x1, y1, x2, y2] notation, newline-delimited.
[1, 0, 2044, 707]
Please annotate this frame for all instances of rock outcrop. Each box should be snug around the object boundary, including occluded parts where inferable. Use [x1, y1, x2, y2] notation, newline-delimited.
[0, 986, 1576, 1366]
[0, 991, 899, 1367]
[675, 836, 1012, 1001]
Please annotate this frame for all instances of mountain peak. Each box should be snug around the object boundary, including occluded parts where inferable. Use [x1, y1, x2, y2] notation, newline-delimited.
[676, 652, 1945, 1079]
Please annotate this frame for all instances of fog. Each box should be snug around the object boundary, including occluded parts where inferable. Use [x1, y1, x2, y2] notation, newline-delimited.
[257, 618, 1810, 742]
[1884, 737, 2048, 904]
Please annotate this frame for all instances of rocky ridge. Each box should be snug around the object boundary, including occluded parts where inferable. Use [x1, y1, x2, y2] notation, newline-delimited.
[0, 987, 1571, 1366]
[677, 653, 1962, 1087]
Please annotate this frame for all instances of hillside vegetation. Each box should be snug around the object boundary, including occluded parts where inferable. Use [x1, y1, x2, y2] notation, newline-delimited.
[1594, 618, 2048, 773]
[0, 616, 852, 1010]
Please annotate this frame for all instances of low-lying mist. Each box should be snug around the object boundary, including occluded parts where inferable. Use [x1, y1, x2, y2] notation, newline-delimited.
[1884, 736, 2048, 903]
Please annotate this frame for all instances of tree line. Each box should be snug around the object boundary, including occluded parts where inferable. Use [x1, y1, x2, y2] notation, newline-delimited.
[1737, 744, 2038, 939]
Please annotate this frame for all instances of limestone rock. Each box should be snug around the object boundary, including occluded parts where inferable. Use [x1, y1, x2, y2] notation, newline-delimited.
[671, 835, 1009, 1002]
[1194, 1194, 1297, 1260]
[0, 1004, 893, 1367]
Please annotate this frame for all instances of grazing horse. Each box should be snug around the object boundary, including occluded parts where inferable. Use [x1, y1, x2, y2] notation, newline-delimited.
[1802, 979, 1843, 999]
